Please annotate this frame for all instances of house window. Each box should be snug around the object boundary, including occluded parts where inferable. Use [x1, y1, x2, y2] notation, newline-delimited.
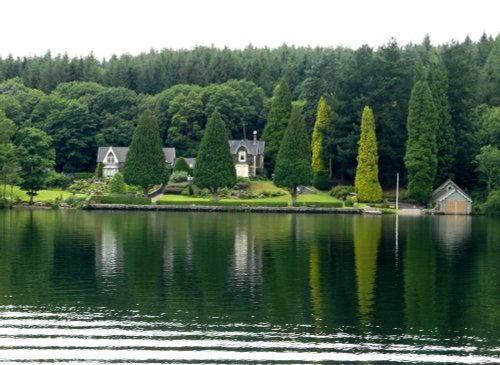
[106, 153, 115, 164]
[238, 151, 246, 162]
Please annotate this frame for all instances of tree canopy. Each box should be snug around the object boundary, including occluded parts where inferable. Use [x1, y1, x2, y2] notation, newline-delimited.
[274, 106, 312, 204]
[123, 110, 169, 195]
[193, 111, 236, 201]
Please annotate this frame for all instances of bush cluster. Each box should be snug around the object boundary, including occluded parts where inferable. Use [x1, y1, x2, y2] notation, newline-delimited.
[45, 172, 72, 190]
[483, 190, 500, 216]
[293, 201, 343, 208]
[92, 195, 152, 205]
[329, 185, 355, 200]
[169, 171, 189, 183]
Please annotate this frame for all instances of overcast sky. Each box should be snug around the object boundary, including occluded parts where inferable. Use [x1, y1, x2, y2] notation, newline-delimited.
[1, 0, 499, 59]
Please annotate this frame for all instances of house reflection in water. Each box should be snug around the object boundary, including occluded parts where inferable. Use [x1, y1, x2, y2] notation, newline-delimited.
[231, 219, 262, 293]
[95, 221, 124, 285]
[436, 215, 472, 258]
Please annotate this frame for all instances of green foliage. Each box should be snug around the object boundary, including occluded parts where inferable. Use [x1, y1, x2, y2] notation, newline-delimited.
[313, 171, 331, 191]
[45, 172, 72, 189]
[480, 35, 500, 106]
[73, 172, 94, 180]
[329, 185, 355, 200]
[476, 145, 500, 191]
[483, 190, 500, 216]
[430, 56, 456, 184]
[0, 112, 16, 143]
[274, 106, 312, 203]
[169, 171, 188, 183]
[95, 163, 103, 179]
[404, 81, 438, 203]
[15, 127, 55, 205]
[92, 195, 152, 205]
[124, 110, 169, 193]
[193, 111, 236, 201]
[262, 79, 292, 174]
[311, 96, 331, 175]
[173, 157, 190, 173]
[293, 201, 343, 208]
[354, 106, 383, 203]
[108, 172, 126, 194]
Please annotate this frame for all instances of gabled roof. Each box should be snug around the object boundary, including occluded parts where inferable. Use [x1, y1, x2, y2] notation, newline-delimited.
[432, 179, 472, 203]
[228, 139, 265, 156]
[97, 147, 176, 164]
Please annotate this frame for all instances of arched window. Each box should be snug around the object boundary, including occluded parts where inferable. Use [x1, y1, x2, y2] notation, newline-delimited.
[106, 153, 115, 164]
[238, 150, 246, 162]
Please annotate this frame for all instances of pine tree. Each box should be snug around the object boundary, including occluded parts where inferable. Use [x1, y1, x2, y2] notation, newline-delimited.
[311, 96, 331, 175]
[430, 56, 456, 185]
[404, 81, 438, 203]
[354, 106, 383, 203]
[480, 35, 500, 106]
[274, 106, 312, 204]
[262, 79, 292, 174]
[194, 111, 236, 201]
[123, 110, 168, 195]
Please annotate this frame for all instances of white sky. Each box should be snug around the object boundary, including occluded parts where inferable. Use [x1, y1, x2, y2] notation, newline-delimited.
[1, 0, 499, 59]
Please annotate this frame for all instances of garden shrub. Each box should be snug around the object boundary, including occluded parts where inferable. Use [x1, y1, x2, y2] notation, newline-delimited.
[169, 171, 188, 183]
[73, 172, 94, 180]
[45, 172, 72, 190]
[92, 195, 152, 205]
[329, 185, 355, 200]
[173, 157, 191, 173]
[108, 172, 126, 194]
[293, 201, 343, 208]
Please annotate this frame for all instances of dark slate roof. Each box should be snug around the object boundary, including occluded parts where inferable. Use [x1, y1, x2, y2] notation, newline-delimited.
[432, 179, 472, 202]
[228, 140, 265, 156]
[97, 147, 176, 165]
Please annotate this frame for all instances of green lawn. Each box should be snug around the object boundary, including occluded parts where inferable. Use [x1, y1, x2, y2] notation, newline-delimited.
[158, 182, 342, 207]
[1, 186, 85, 203]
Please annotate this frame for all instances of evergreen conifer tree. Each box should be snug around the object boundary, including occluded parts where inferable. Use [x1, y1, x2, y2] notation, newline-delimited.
[354, 106, 383, 203]
[430, 56, 456, 184]
[194, 111, 236, 201]
[311, 96, 331, 175]
[274, 106, 312, 204]
[123, 110, 168, 195]
[262, 79, 292, 174]
[480, 35, 500, 106]
[404, 81, 438, 203]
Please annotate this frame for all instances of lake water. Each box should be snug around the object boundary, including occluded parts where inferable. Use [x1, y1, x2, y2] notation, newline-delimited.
[0, 209, 499, 364]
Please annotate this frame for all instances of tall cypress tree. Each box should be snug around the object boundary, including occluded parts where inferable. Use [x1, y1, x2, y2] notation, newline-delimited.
[124, 109, 168, 195]
[311, 96, 331, 175]
[404, 81, 438, 203]
[354, 106, 383, 203]
[274, 106, 312, 204]
[194, 111, 236, 201]
[430, 56, 456, 185]
[262, 79, 292, 175]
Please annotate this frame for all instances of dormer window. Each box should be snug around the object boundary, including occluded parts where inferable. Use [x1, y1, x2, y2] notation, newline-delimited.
[106, 153, 115, 164]
[238, 150, 246, 162]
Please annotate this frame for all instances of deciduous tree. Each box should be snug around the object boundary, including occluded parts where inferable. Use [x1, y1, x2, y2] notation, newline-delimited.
[16, 127, 55, 205]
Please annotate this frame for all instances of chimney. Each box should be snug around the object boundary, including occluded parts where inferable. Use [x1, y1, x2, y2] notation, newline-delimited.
[253, 130, 257, 145]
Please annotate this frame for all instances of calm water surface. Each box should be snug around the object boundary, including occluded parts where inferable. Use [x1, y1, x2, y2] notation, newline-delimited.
[0, 209, 499, 364]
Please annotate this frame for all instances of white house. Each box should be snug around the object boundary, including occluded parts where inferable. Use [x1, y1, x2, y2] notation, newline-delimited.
[97, 146, 176, 178]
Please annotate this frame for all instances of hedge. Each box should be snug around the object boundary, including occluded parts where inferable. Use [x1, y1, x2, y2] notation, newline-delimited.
[92, 195, 152, 205]
[156, 200, 288, 207]
[293, 201, 343, 208]
[73, 172, 94, 180]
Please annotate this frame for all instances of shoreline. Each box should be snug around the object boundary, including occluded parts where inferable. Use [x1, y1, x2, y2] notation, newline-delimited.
[83, 203, 363, 214]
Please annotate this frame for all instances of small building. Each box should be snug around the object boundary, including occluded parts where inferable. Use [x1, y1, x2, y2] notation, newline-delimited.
[229, 131, 265, 178]
[432, 179, 472, 215]
[97, 146, 176, 178]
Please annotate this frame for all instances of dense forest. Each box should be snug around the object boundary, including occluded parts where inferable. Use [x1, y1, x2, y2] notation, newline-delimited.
[0, 34, 499, 201]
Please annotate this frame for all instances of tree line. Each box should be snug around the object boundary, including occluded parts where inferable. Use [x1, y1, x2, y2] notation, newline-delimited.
[0, 34, 499, 205]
